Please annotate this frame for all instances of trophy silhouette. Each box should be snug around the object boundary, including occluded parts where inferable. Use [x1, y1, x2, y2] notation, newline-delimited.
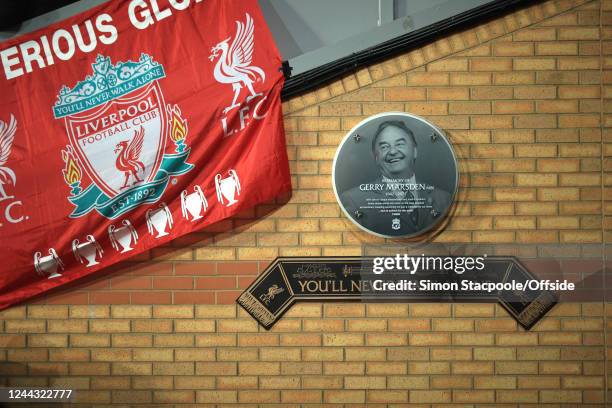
[34, 248, 65, 279]
[72, 235, 104, 267]
[181, 185, 208, 222]
[146, 203, 173, 238]
[215, 169, 241, 207]
[108, 219, 139, 253]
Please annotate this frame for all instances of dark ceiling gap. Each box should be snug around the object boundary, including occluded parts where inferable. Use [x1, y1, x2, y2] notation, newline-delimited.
[280, 0, 544, 100]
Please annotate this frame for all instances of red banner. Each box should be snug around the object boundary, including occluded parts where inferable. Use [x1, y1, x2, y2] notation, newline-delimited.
[0, 0, 291, 308]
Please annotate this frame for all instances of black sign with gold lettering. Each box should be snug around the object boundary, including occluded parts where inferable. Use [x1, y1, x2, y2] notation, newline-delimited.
[237, 257, 557, 330]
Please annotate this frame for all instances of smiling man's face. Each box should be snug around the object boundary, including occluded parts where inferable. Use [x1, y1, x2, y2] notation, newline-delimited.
[373, 125, 416, 179]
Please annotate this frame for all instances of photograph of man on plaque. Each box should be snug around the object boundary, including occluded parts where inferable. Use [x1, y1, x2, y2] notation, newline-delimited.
[333, 114, 458, 238]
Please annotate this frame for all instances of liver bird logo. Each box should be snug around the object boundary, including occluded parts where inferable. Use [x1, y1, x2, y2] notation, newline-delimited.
[209, 13, 266, 114]
[114, 126, 145, 189]
[0, 115, 17, 201]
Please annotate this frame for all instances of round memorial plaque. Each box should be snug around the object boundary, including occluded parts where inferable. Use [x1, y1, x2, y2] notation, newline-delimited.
[332, 112, 458, 238]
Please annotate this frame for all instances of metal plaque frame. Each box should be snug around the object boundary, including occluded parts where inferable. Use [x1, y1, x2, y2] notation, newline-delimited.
[332, 112, 459, 239]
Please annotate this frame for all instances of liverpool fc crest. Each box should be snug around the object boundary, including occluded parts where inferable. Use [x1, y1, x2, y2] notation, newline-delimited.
[54, 54, 193, 219]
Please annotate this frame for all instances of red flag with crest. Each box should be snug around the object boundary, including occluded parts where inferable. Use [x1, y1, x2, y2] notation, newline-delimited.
[0, 0, 291, 308]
